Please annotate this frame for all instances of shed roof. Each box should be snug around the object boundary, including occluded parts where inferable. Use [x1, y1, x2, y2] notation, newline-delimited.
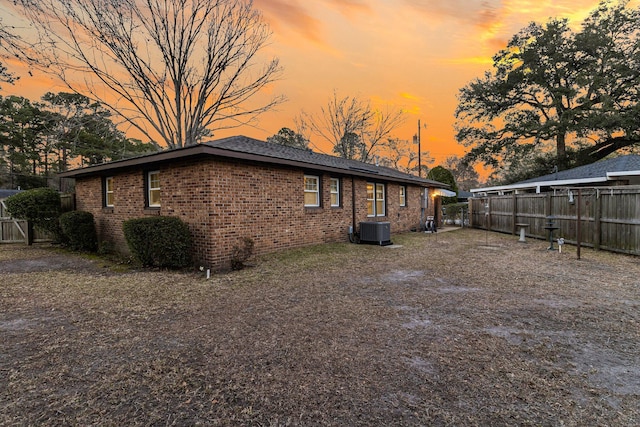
[518, 155, 640, 184]
[59, 135, 447, 187]
[472, 155, 640, 194]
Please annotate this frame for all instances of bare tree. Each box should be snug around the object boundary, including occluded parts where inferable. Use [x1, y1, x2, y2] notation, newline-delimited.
[299, 91, 405, 163]
[2, 0, 284, 148]
[0, 19, 18, 87]
[378, 137, 433, 174]
[443, 155, 480, 190]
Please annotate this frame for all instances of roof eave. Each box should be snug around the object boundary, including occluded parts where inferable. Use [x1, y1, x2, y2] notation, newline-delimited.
[607, 170, 640, 178]
[58, 144, 441, 187]
[57, 144, 208, 178]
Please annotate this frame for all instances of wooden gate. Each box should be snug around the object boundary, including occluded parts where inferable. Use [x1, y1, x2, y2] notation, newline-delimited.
[0, 198, 52, 244]
[0, 199, 27, 243]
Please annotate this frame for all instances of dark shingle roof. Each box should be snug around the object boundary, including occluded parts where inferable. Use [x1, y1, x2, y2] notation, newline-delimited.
[517, 155, 640, 185]
[457, 190, 473, 200]
[59, 135, 447, 187]
[205, 136, 440, 186]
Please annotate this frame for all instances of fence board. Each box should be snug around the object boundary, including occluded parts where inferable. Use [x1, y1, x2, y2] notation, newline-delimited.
[470, 187, 640, 255]
[60, 193, 75, 212]
[1, 219, 26, 242]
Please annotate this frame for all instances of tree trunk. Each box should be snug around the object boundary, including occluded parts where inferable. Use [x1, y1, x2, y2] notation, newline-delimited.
[556, 132, 567, 169]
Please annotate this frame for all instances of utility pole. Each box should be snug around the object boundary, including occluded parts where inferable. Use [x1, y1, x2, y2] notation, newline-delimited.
[418, 119, 422, 178]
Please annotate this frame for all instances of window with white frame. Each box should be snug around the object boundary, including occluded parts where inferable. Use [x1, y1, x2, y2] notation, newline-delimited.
[367, 182, 386, 217]
[304, 175, 320, 207]
[147, 170, 161, 207]
[399, 185, 406, 207]
[330, 178, 340, 207]
[104, 176, 114, 207]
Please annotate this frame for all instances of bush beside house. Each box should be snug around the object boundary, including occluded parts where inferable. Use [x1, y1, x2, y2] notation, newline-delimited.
[59, 211, 98, 252]
[123, 216, 193, 269]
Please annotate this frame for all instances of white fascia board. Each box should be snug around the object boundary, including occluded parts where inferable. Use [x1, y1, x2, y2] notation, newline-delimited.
[539, 177, 609, 187]
[607, 170, 640, 178]
[471, 176, 609, 193]
[470, 183, 537, 193]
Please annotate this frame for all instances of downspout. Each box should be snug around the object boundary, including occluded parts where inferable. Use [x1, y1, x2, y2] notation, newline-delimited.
[351, 176, 357, 240]
[351, 176, 356, 228]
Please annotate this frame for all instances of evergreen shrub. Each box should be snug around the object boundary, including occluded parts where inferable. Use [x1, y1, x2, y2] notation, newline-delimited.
[59, 210, 98, 252]
[5, 187, 62, 238]
[122, 216, 193, 268]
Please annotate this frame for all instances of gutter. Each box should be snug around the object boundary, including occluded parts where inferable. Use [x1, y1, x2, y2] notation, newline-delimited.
[59, 144, 446, 188]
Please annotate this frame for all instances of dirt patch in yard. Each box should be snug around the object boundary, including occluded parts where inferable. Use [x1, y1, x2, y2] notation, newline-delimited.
[1, 229, 639, 426]
[0, 245, 110, 274]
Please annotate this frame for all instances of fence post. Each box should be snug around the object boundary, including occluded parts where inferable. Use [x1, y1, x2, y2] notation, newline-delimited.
[512, 193, 517, 235]
[594, 191, 601, 251]
[576, 189, 581, 260]
[26, 221, 34, 246]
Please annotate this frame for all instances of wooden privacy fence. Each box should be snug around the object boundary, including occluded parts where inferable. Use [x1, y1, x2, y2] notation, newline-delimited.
[469, 186, 640, 256]
[60, 193, 75, 212]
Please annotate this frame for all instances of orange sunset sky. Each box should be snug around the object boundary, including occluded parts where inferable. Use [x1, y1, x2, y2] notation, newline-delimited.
[3, 0, 636, 172]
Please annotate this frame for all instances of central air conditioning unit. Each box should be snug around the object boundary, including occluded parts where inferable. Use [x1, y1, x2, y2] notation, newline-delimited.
[359, 221, 392, 246]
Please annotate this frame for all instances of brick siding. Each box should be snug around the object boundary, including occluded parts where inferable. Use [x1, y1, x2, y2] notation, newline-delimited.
[76, 157, 436, 270]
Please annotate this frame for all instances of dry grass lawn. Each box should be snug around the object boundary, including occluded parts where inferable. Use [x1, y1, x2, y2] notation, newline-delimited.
[1, 228, 639, 426]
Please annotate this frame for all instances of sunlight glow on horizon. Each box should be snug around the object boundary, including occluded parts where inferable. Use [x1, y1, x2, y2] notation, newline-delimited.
[2, 0, 633, 179]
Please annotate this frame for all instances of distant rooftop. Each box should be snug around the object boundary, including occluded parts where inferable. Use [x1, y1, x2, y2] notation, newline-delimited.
[472, 155, 640, 194]
[517, 155, 640, 184]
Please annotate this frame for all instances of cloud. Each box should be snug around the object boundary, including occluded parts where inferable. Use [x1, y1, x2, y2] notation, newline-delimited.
[254, 0, 324, 44]
[399, 0, 509, 52]
[501, 0, 601, 29]
[401, 0, 615, 56]
[397, 94, 433, 116]
[324, 0, 372, 19]
[400, 92, 420, 101]
[254, 0, 374, 47]
[439, 56, 494, 66]
[402, 0, 504, 29]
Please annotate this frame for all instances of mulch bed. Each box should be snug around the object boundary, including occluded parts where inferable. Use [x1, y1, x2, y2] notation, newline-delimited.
[1, 229, 639, 426]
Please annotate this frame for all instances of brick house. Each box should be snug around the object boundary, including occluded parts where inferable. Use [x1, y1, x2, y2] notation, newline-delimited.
[59, 135, 449, 269]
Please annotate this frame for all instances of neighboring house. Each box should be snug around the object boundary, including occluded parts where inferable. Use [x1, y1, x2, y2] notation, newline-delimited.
[0, 189, 22, 199]
[471, 155, 640, 196]
[457, 190, 473, 203]
[0, 189, 22, 217]
[59, 135, 449, 269]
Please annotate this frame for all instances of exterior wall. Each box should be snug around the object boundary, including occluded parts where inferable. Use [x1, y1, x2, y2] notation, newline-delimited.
[76, 158, 436, 269]
[75, 169, 149, 254]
